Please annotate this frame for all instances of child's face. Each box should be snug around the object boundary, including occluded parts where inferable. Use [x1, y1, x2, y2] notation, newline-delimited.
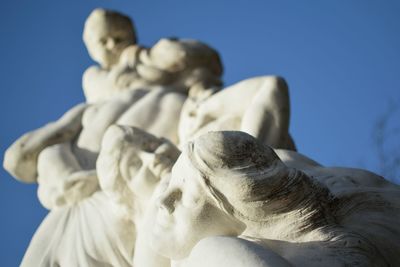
[85, 20, 135, 68]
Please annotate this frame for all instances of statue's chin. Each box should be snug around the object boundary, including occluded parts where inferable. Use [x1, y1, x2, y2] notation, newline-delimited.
[94, 52, 119, 69]
[149, 229, 190, 260]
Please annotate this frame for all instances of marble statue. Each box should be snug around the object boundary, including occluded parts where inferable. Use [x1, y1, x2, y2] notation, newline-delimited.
[82, 9, 223, 104]
[97, 125, 180, 223]
[93, 126, 400, 267]
[97, 126, 179, 267]
[134, 131, 400, 267]
[3, 8, 223, 198]
[5, 6, 399, 267]
[82, 8, 137, 103]
[3, 8, 222, 267]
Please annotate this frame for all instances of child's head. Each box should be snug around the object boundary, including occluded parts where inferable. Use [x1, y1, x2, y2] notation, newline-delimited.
[83, 9, 136, 68]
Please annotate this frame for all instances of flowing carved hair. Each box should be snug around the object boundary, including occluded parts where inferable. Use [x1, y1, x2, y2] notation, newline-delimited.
[185, 131, 335, 232]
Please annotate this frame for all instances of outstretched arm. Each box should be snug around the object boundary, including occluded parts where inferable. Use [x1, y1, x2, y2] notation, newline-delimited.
[3, 103, 87, 183]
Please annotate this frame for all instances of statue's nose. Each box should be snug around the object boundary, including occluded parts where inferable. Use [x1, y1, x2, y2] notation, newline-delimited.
[106, 38, 116, 50]
[157, 189, 181, 214]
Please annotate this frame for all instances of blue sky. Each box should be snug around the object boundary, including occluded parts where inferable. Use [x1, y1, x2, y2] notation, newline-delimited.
[1, 0, 399, 265]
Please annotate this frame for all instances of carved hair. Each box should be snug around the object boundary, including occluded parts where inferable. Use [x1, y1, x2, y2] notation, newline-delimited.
[185, 131, 336, 237]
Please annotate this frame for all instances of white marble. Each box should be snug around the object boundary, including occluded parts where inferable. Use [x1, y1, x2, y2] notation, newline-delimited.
[3, 9, 221, 267]
[82, 10, 222, 104]
[179, 75, 296, 150]
[4, 7, 399, 267]
[138, 131, 400, 267]
[97, 125, 180, 223]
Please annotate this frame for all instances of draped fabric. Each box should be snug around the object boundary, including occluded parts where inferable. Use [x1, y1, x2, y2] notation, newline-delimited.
[21, 191, 135, 267]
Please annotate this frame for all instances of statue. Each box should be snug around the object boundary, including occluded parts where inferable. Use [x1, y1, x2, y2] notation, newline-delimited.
[82, 8, 137, 103]
[7, 6, 396, 267]
[94, 127, 400, 267]
[97, 125, 179, 267]
[178, 76, 296, 149]
[97, 125, 180, 223]
[3, 8, 222, 267]
[3, 8, 223, 200]
[82, 9, 223, 104]
[137, 131, 400, 267]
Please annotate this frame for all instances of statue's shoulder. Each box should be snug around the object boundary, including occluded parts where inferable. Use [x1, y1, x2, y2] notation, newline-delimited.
[83, 65, 103, 79]
[183, 236, 291, 267]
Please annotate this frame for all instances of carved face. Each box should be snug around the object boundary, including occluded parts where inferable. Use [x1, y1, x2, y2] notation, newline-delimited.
[118, 147, 159, 202]
[120, 140, 178, 203]
[150, 153, 243, 260]
[84, 21, 134, 69]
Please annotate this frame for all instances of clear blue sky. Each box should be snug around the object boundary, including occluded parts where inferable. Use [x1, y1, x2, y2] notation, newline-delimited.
[1, 0, 399, 265]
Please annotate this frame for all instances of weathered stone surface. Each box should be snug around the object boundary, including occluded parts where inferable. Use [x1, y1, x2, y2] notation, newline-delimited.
[4, 7, 399, 267]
